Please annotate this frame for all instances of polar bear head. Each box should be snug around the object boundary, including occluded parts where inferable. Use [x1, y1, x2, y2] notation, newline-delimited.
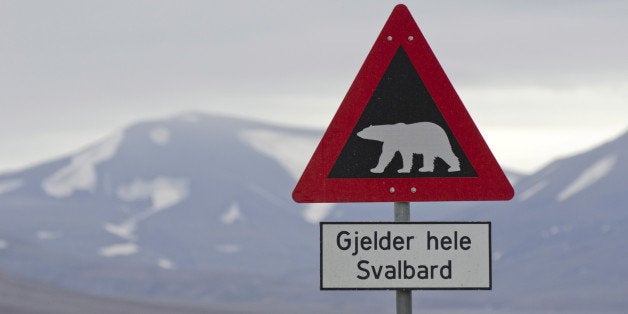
[357, 123, 405, 142]
[357, 125, 383, 141]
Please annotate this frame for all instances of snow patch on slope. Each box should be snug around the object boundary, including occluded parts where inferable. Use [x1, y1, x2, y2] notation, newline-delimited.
[117, 176, 189, 210]
[105, 177, 189, 241]
[518, 181, 548, 201]
[239, 129, 318, 180]
[36, 230, 61, 240]
[240, 130, 336, 222]
[98, 243, 138, 257]
[0, 179, 23, 195]
[221, 203, 242, 224]
[158, 258, 175, 270]
[104, 222, 135, 241]
[556, 154, 617, 201]
[149, 127, 171, 145]
[41, 132, 123, 198]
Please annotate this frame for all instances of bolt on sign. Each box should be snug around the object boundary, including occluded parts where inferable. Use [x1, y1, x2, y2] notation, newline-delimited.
[292, 4, 514, 203]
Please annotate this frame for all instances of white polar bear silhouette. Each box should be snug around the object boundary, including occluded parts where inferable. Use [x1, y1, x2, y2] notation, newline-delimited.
[357, 122, 461, 174]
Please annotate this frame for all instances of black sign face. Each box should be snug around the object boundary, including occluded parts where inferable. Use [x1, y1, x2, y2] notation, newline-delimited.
[328, 47, 477, 179]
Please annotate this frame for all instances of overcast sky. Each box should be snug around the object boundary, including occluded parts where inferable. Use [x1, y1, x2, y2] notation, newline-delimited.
[1, 1, 627, 173]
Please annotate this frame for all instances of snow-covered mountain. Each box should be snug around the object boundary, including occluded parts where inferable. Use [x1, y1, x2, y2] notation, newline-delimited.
[0, 113, 325, 306]
[425, 129, 628, 312]
[475, 131, 628, 311]
[0, 112, 625, 313]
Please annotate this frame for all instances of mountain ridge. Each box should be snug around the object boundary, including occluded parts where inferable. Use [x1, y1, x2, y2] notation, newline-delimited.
[0, 112, 626, 313]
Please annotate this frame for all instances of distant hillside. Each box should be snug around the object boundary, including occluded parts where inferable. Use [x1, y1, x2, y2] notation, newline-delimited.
[0, 112, 625, 313]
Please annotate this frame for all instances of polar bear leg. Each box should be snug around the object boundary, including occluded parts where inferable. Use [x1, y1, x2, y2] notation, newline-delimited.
[418, 154, 435, 172]
[441, 150, 461, 172]
[398, 151, 413, 173]
[371, 144, 396, 173]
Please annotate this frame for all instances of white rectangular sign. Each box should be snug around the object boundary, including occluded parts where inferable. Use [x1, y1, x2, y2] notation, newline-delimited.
[320, 222, 491, 290]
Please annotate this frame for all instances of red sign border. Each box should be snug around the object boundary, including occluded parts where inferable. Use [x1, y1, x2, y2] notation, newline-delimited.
[293, 4, 514, 203]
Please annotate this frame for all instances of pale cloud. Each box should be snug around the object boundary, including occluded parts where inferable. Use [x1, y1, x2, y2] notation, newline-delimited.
[0, 1, 626, 173]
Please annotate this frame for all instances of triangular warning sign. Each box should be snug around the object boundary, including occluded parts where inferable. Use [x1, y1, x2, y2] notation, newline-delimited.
[293, 4, 514, 203]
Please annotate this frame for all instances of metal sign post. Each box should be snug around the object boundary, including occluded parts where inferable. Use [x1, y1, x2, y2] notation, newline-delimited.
[394, 202, 411, 314]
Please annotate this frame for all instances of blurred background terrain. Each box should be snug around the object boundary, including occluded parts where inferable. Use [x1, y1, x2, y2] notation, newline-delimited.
[1, 1, 627, 313]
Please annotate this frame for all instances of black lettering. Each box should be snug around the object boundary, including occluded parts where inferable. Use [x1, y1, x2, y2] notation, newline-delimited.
[427, 231, 438, 250]
[373, 231, 378, 250]
[384, 265, 396, 279]
[430, 264, 438, 278]
[357, 260, 370, 280]
[353, 231, 358, 255]
[440, 260, 452, 279]
[392, 236, 404, 250]
[371, 264, 384, 279]
[337, 231, 351, 251]
[360, 235, 372, 251]
[417, 265, 428, 279]
[441, 236, 452, 250]
[379, 231, 391, 250]
[403, 260, 415, 279]
[460, 236, 471, 250]
[406, 236, 415, 250]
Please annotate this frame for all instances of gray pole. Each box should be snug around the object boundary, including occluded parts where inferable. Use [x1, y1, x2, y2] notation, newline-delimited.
[394, 202, 412, 314]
